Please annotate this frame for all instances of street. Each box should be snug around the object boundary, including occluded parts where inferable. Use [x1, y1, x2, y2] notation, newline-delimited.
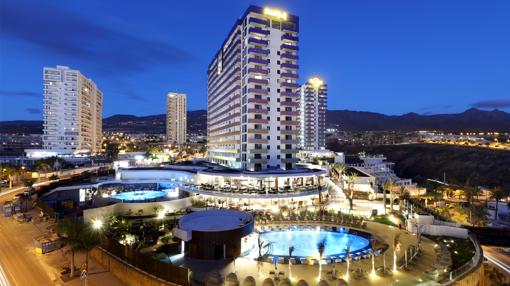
[483, 246, 510, 278]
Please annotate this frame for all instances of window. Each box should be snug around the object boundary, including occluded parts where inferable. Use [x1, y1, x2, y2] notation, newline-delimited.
[254, 134, 262, 139]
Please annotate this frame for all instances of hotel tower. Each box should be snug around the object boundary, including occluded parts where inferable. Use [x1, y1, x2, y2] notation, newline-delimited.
[207, 5, 300, 171]
[299, 77, 327, 150]
[43, 65, 102, 155]
[166, 92, 187, 145]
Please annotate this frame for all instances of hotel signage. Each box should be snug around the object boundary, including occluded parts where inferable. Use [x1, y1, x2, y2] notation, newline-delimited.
[263, 7, 288, 21]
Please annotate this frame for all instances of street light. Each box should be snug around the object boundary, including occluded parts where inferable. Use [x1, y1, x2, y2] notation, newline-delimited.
[92, 218, 103, 230]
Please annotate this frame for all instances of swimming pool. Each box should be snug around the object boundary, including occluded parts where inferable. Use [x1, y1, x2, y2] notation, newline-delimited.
[111, 190, 167, 201]
[259, 228, 370, 258]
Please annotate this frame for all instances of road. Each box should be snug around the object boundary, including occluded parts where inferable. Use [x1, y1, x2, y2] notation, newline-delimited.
[483, 246, 510, 278]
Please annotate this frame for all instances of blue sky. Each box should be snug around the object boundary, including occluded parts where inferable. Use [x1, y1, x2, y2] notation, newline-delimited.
[1, 0, 509, 120]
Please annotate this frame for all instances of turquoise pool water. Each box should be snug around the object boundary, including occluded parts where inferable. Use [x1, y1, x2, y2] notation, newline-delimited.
[260, 229, 370, 258]
[112, 190, 167, 201]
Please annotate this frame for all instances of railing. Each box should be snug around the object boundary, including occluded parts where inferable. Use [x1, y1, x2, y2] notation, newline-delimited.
[441, 234, 483, 285]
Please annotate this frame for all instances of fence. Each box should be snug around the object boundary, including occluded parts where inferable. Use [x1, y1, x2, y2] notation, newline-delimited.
[102, 236, 189, 286]
[441, 234, 483, 285]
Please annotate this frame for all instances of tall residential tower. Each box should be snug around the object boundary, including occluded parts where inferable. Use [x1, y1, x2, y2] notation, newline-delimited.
[166, 92, 187, 145]
[43, 66, 102, 155]
[207, 5, 300, 171]
[299, 77, 327, 150]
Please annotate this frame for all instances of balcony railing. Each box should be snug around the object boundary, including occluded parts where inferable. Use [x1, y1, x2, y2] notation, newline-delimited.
[249, 27, 269, 36]
[248, 68, 269, 75]
[281, 63, 299, 69]
[249, 17, 269, 26]
[247, 108, 268, 114]
[281, 91, 299, 97]
[248, 57, 269, 65]
[247, 78, 268, 85]
[281, 82, 300, 88]
[281, 72, 298, 79]
[248, 88, 268, 94]
[247, 98, 268, 104]
[248, 37, 268, 46]
[248, 47, 270, 55]
[281, 44, 298, 51]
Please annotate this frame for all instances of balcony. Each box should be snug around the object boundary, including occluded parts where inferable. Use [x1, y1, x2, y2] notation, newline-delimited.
[248, 47, 270, 55]
[248, 128, 268, 133]
[281, 91, 299, 97]
[250, 158, 268, 164]
[248, 118, 268, 124]
[281, 72, 298, 79]
[280, 101, 299, 107]
[280, 149, 298, 154]
[281, 44, 298, 51]
[282, 24, 298, 32]
[248, 67, 269, 75]
[249, 27, 269, 36]
[281, 82, 300, 88]
[281, 139, 298, 144]
[248, 37, 268, 46]
[248, 88, 268, 95]
[247, 78, 268, 85]
[282, 34, 299, 42]
[248, 108, 268, 114]
[249, 148, 268, 154]
[281, 157, 299, 163]
[248, 98, 268, 104]
[280, 111, 299, 116]
[281, 63, 298, 69]
[280, 120, 299, 126]
[249, 17, 269, 26]
[248, 138, 269, 144]
[248, 57, 269, 65]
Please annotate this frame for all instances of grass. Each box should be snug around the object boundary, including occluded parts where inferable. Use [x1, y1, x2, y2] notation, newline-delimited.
[372, 215, 398, 227]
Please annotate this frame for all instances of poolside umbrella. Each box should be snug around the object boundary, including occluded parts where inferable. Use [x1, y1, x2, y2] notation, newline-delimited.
[224, 273, 239, 286]
[262, 278, 275, 286]
[296, 280, 309, 286]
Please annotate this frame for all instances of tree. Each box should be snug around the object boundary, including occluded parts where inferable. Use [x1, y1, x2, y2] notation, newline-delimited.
[105, 142, 120, 160]
[382, 180, 395, 215]
[317, 239, 326, 280]
[56, 220, 101, 276]
[491, 187, 507, 221]
[346, 172, 358, 212]
[1, 165, 17, 189]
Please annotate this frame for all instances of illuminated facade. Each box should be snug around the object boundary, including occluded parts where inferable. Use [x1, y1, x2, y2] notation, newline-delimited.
[299, 77, 327, 150]
[43, 66, 103, 154]
[207, 5, 300, 171]
[166, 92, 187, 145]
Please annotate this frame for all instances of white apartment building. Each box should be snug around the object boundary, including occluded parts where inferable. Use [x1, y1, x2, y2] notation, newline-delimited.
[166, 92, 187, 145]
[43, 66, 102, 155]
[207, 5, 300, 171]
[298, 77, 327, 150]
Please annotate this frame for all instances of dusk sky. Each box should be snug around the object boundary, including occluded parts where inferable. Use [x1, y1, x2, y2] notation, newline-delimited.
[1, 0, 509, 121]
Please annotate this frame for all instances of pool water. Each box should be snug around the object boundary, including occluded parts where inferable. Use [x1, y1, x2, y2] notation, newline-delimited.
[112, 190, 167, 201]
[260, 229, 370, 258]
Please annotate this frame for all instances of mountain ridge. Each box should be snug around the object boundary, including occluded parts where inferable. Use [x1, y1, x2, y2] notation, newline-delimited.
[0, 108, 508, 134]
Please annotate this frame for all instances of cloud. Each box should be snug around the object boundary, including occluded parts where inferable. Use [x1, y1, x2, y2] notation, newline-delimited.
[471, 99, 510, 109]
[0, 90, 39, 98]
[25, 108, 41, 114]
[0, 0, 192, 75]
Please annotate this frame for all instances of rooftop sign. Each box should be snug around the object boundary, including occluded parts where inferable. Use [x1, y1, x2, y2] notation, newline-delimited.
[263, 7, 288, 21]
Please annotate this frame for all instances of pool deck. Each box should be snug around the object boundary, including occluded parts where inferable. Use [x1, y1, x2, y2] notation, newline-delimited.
[183, 221, 438, 286]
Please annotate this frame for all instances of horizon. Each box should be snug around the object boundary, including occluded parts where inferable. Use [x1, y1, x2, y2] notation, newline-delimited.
[1, 0, 510, 120]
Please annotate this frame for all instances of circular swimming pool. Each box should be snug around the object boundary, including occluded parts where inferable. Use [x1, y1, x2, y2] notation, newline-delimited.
[259, 228, 370, 258]
[111, 190, 167, 201]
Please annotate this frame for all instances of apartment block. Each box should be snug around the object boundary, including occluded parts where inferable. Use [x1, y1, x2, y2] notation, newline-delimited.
[166, 92, 187, 145]
[299, 77, 327, 150]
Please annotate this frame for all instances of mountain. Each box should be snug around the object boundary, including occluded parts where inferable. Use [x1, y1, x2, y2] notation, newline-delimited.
[326, 108, 510, 132]
[0, 108, 508, 134]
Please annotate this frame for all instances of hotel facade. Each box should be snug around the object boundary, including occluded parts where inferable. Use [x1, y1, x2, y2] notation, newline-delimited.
[166, 92, 187, 145]
[298, 77, 327, 150]
[207, 5, 300, 171]
[42, 65, 102, 155]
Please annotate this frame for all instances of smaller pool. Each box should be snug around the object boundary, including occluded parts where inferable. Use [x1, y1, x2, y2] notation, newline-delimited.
[112, 190, 167, 201]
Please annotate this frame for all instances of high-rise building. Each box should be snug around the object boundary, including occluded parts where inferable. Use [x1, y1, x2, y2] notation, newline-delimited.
[207, 5, 300, 171]
[43, 65, 102, 155]
[299, 77, 327, 150]
[166, 92, 187, 145]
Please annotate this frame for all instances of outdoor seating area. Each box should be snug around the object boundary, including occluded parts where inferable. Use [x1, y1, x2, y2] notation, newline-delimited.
[253, 211, 368, 229]
[197, 183, 319, 195]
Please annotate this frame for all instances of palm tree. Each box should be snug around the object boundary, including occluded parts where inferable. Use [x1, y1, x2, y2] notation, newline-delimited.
[393, 234, 401, 272]
[317, 239, 326, 280]
[288, 245, 295, 280]
[382, 180, 395, 215]
[491, 187, 507, 221]
[344, 242, 352, 280]
[346, 172, 357, 212]
[257, 235, 271, 276]
[56, 220, 101, 276]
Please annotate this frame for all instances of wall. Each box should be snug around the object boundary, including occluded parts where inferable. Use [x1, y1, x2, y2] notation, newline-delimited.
[91, 247, 179, 286]
[83, 197, 192, 222]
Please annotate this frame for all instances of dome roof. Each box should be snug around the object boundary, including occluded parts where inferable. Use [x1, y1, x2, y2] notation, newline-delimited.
[317, 280, 329, 286]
